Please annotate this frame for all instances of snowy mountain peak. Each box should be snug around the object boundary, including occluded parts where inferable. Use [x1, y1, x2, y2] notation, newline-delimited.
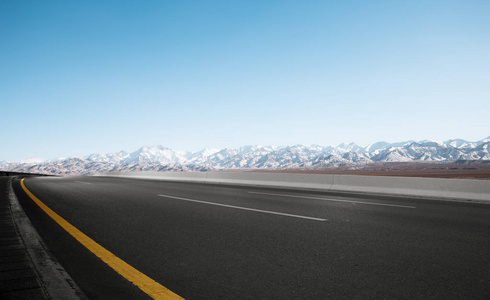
[418, 139, 444, 146]
[122, 145, 187, 165]
[19, 158, 45, 165]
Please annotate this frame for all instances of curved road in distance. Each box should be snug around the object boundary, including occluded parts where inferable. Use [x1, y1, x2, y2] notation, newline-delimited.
[13, 176, 490, 299]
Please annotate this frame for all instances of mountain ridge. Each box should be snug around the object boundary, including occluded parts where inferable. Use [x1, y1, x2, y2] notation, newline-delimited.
[2, 137, 489, 175]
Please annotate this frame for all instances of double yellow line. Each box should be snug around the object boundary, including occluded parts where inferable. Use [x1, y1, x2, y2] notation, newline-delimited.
[21, 178, 183, 300]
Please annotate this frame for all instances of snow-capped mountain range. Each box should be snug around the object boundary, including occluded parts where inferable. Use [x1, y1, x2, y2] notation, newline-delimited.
[2, 137, 490, 175]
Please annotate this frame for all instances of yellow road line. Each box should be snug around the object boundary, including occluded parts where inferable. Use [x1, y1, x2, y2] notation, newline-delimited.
[20, 178, 184, 300]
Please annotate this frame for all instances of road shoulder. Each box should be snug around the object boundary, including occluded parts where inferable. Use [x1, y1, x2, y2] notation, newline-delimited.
[4, 176, 87, 299]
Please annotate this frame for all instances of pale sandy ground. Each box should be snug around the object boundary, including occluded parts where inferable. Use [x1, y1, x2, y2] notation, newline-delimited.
[239, 162, 490, 180]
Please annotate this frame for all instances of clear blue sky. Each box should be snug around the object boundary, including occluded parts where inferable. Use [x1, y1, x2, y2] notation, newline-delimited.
[2, 0, 489, 161]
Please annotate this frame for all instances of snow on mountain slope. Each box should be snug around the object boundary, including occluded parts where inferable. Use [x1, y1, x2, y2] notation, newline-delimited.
[444, 139, 474, 148]
[122, 145, 187, 165]
[185, 148, 220, 163]
[364, 142, 391, 153]
[3, 137, 490, 175]
[86, 151, 129, 163]
[334, 142, 364, 153]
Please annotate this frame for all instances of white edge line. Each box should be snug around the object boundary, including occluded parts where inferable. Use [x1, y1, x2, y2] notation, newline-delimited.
[74, 181, 92, 185]
[248, 191, 416, 209]
[157, 194, 327, 222]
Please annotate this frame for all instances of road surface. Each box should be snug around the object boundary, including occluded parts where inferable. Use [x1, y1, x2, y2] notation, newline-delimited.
[12, 176, 490, 299]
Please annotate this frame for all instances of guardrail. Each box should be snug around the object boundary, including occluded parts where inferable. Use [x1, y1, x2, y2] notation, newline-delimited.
[96, 171, 490, 202]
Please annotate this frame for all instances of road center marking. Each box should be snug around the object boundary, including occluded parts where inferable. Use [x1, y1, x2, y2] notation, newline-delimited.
[74, 181, 92, 185]
[248, 191, 416, 209]
[21, 178, 183, 300]
[157, 194, 327, 222]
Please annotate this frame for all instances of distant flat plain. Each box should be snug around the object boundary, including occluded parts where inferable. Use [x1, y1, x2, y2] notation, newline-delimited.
[246, 161, 490, 180]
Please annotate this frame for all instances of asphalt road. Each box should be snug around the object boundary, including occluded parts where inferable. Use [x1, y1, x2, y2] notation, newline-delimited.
[12, 176, 490, 299]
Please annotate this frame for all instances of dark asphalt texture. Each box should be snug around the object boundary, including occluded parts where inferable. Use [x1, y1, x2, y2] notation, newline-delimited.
[12, 176, 490, 299]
